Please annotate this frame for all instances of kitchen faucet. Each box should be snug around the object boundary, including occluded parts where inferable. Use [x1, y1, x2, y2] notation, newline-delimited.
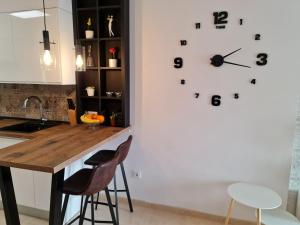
[23, 96, 47, 122]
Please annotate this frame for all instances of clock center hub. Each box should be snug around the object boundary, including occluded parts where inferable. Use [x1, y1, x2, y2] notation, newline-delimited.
[211, 55, 224, 67]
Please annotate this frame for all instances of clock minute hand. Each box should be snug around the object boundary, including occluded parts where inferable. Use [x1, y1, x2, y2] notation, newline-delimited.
[223, 61, 251, 68]
[223, 48, 242, 59]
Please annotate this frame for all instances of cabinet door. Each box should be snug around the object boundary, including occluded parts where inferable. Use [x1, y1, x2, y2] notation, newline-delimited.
[33, 171, 52, 211]
[0, 9, 61, 84]
[11, 168, 35, 208]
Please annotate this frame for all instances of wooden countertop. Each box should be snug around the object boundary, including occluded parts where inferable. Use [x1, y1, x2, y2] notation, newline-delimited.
[0, 119, 129, 173]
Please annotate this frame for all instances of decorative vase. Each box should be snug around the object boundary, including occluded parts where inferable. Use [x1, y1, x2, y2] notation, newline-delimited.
[110, 118, 116, 127]
[86, 45, 94, 67]
[85, 30, 94, 39]
[109, 59, 118, 68]
[86, 87, 95, 96]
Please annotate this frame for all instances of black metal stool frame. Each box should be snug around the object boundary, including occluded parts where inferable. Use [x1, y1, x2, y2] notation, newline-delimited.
[61, 188, 117, 225]
[92, 162, 133, 224]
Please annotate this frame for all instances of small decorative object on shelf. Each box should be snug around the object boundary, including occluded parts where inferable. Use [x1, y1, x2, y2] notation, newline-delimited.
[106, 91, 114, 97]
[86, 86, 95, 96]
[85, 18, 94, 39]
[108, 47, 118, 67]
[110, 112, 120, 127]
[115, 91, 122, 98]
[86, 45, 94, 67]
[107, 15, 115, 37]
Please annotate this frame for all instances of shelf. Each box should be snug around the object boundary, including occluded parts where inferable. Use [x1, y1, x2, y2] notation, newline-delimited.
[99, 5, 121, 10]
[74, 0, 129, 127]
[77, 7, 97, 11]
[80, 96, 100, 99]
[86, 67, 98, 71]
[99, 37, 121, 41]
[100, 67, 121, 70]
[101, 96, 122, 101]
[79, 38, 99, 42]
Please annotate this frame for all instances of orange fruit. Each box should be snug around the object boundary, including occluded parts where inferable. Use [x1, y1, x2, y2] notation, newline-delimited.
[96, 115, 105, 123]
[85, 114, 93, 119]
[91, 114, 98, 120]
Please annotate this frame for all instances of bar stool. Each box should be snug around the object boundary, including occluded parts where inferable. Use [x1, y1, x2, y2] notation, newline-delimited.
[84, 135, 133, 224]
[61, 157, 119, 225]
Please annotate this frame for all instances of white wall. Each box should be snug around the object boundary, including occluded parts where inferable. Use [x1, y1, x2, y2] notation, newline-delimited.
[0, 0, 297, 221]
[97, 0, 300, 222]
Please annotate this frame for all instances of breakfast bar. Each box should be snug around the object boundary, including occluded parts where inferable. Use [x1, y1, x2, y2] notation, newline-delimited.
[0, 119, 129, 225]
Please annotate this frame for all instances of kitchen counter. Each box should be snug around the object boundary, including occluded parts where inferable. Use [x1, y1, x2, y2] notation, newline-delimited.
[0, 119, 129, 173]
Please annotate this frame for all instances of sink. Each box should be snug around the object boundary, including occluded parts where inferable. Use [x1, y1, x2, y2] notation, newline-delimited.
[0, 121, 62, 133]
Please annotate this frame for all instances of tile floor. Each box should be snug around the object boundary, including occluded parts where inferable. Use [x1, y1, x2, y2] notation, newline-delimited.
[0, 201, 223, 225]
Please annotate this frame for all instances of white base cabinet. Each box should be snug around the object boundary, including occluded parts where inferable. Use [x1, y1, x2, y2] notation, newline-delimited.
[33, 171, 52, 211]
[11, 169, 36, 208]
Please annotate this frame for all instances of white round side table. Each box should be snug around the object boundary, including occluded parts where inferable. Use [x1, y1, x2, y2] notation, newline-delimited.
[224, 183, 282, 225]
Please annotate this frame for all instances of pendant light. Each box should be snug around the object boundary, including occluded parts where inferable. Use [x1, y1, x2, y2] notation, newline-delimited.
[40, 0, 56, 70]
[75, 43, 86, 71]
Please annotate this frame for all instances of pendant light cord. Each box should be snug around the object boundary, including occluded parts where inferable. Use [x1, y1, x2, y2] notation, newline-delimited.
[43, 0, 47, 30]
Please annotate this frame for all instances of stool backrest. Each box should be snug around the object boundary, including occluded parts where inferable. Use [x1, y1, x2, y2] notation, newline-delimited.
[115, 135, 133, 164]
[84, 156, 118, 195]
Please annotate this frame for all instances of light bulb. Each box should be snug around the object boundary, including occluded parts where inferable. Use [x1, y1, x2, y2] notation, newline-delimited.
[76, 54, 84, 68]
[43, 50, 53, 66]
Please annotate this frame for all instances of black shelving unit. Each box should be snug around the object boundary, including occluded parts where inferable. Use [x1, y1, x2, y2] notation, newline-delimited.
[72, 0, 130, 127]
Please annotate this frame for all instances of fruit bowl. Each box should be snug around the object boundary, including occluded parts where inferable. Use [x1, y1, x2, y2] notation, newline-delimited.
[80, 114, 105, 126]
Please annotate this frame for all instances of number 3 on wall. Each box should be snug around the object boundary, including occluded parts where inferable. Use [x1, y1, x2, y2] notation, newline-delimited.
[211, 95, 222, 106]
[256, 53, 268, 66]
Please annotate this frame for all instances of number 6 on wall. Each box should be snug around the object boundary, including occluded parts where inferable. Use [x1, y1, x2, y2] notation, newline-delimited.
[211, 95, 222, 106]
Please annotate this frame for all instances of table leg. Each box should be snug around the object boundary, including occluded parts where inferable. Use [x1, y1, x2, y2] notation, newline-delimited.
[0, 166, 20, 225]
[225, 199, 235, 225]
[49, 169, 65, 225]
[257, 209, 261, 225]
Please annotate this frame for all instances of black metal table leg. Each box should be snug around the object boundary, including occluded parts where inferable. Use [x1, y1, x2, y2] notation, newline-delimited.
[0, 166, 20, 225]
[49, 169, 65, 225]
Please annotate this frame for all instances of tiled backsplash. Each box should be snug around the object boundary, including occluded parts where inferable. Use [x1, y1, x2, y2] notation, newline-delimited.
[0, 84, 76, 121]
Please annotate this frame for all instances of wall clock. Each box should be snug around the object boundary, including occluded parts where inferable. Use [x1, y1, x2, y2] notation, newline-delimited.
[174, 10, 268, 107]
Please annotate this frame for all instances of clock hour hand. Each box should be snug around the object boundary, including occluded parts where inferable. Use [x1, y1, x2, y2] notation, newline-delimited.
[223, 61, 251, 68]
[223, 48, 242, 59]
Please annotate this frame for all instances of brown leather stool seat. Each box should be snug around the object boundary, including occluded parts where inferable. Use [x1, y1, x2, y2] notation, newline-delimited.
[62, 169, 93, 195]
[61, 157, 119, 225]
[84, 136, 133, 225]
[85, 150, 115, 166]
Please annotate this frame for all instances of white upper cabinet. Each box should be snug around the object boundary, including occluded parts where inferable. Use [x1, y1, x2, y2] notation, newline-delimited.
[0, 2, 75, 84]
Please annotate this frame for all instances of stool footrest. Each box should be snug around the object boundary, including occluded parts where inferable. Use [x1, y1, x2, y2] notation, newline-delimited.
[108, 189, 127, 192]
[88, 200, 116, 208]
[84, 217, 115, 223]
